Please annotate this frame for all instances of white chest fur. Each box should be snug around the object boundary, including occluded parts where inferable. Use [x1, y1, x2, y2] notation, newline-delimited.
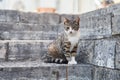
[68, 32, 80, 51]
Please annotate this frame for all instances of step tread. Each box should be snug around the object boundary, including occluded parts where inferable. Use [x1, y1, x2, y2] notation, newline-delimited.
[0, 61, 91, 68]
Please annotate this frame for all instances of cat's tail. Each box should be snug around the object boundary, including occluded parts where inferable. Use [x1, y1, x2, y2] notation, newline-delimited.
[42, 54, 68, 64]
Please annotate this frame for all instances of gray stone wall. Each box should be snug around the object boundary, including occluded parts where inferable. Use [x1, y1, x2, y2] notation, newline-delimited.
[0, 3, 120, 80]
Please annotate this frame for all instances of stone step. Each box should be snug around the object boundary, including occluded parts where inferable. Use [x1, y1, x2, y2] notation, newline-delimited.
[0, 40, 52, 61]
[0, 10, 60, 24]
[0, 61, 119, 80]
[0, 39, 119, 69]
[0, 22, 59, 40]
[0, 62, 92, 80]
[0, 31, 58, 40]
[0, 22, 58, 32]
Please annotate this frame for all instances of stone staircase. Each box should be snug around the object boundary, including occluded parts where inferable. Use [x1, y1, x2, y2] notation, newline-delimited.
[0, 3, 120, 80]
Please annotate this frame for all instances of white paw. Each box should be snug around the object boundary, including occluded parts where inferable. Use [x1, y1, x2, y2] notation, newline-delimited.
[68, 60, 77, 64]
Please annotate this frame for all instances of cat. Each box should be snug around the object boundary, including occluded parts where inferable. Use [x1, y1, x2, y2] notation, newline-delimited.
[43, 17, 80, 64]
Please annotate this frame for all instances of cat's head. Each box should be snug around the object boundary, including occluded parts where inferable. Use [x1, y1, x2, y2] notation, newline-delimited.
[64, 17, 80, 36]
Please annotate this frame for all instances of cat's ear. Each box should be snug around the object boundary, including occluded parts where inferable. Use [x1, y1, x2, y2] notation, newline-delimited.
[64, 18, 69, 24]
[75, 17, 80, 25]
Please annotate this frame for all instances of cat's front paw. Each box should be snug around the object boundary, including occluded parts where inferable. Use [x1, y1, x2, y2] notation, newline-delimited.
[68, 60, 77, 64]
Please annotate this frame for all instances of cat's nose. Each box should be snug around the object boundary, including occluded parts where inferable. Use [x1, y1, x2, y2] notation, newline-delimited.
[70, 31, 72, 34]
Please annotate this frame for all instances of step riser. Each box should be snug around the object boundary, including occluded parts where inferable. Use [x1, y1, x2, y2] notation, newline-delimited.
[0, 65, 119, 80]
[0, 31, 57, 40]
[0, 65, 92, 80]
[0, 41, 50, 61]
[0, 23, 58, 31]
[0, 10, 60, 24]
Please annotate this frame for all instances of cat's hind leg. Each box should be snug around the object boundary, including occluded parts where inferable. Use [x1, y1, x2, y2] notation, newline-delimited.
[47, 43, 68, 64]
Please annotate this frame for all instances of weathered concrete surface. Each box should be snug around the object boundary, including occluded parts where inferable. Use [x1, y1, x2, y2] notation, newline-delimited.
[115, 41, 120, 69]
[1, 31, 57, 40]
[0, 42, 7, 61]
[0, 22, 42, 31]
[0, 62, 119, 80]
[80, 14, 111, 39]
[0, 10, 19, 22]
[0, 63, 93, 80]
[20, 12, 60, 24]
[0, 10, 60, 24]
[8, 41, 51, 61]
[93, 39, 116, 68]
[80, 3, 120, 17]
[77, 39, 116, 69]
[0, 23, 58, 40]
[77, 40, 94, 64]
[0, 10, 6, 22]
[93, 67, 120, 80]
[1, 31, 43, 40]
[6, 10, 19, 22]
[67, 65, 93, 80]
[112, 15, 120, 35]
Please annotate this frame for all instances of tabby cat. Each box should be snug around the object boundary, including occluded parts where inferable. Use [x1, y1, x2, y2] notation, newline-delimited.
[43, 17, 80, 64]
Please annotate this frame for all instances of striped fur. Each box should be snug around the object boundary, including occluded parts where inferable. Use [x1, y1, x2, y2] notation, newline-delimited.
[43, 17, 80, 64]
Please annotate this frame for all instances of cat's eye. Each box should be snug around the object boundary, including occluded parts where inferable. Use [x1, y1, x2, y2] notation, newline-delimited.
[73, 26, 79, 30]
[66, 27, 69, 30]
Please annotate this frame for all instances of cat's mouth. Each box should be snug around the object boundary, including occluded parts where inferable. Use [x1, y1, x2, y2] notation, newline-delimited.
[68, 32, 76, 36]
